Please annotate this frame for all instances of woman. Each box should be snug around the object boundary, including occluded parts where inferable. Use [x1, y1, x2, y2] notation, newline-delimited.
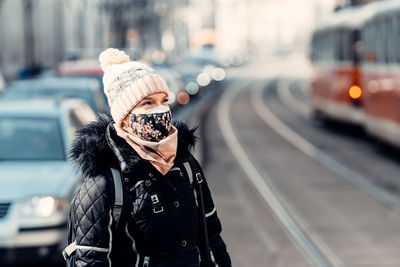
[68, 48, 232, 267]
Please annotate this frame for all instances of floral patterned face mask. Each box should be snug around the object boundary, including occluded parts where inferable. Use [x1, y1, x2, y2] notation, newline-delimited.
[129, 105, 172, 142]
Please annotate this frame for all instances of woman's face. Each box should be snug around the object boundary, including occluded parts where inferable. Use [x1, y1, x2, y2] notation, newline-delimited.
[122, 92, 169, 127]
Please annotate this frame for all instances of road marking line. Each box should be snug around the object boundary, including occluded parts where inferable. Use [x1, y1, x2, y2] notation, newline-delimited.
[252, 83, 400, 212]
[277, 79, 311, 118]
[217, 80, 338, 267]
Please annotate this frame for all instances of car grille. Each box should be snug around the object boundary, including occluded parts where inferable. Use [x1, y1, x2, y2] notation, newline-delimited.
[0, 203, 11, 219]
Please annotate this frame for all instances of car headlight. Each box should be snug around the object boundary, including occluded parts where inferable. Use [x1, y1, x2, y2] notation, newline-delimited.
[20, 196, 69, 218]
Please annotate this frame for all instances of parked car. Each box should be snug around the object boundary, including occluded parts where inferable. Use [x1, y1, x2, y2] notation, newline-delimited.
[0, 98, 95, 265]
[55, 59, 108, 105]
[2, 77, 107, 113]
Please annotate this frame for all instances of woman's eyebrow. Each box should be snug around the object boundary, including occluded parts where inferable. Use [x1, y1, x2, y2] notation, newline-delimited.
[141, 97, 152, 102]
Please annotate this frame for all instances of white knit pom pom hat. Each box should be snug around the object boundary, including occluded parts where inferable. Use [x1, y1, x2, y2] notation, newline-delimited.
[99, 48, 169, 126]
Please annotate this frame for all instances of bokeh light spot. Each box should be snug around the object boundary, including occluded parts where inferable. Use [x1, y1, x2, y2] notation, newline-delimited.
[177, 92, 190, 105]
[349, 85, 362, 99]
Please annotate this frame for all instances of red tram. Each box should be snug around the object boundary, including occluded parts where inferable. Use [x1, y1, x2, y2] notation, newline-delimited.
[310, 0, 400, 147]
[310, 6, 368, 124]
[361, 1, 400, 147]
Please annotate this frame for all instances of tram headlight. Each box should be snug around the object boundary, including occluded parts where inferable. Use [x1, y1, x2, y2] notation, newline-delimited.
[349, 85, 362, 99]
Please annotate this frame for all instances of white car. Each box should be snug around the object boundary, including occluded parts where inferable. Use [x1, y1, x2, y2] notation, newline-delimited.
[0, 98, 95, 265]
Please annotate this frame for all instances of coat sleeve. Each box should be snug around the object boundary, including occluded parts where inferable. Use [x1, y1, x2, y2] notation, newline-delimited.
[72, 175, 113, 267]
[192, 158, 232, 267]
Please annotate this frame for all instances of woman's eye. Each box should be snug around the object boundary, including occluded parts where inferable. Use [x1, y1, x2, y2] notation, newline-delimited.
[142, 101, 152, 106]
[163, 98, 169, 103]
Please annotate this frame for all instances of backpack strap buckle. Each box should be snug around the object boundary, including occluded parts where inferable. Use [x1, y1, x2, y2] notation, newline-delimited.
[195, 173, 203, 184]
[153, 206, 164, 213]
[62, 240, 77, 260]
[110, 168, 123, 228]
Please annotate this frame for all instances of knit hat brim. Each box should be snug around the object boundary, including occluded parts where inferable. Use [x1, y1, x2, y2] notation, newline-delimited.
[110, 73, 169, 127]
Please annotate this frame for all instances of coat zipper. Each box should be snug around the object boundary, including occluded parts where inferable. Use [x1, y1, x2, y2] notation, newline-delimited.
[143, 256, 150, 267]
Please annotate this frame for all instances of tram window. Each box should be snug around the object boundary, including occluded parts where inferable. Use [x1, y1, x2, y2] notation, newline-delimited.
[375, 22, 385, 63]
[322, 33, 326, 62]
[340, 30, 348, 62]
[314, 35, 319, 62]
[323, 33, 326, 62]
[372, 23, 379, 62]
[381, 23, 387, 63]
[329, 31, 335, 62]
[352, 30, 361, 63]
[364, 24, 377, 63]
[386, 18, 396, 64]
[310, 36, 316, 61]
[318, 35, 322, 62]
[347, 31, 353, 61]
[397, 17, 400, 63]
[364, 26, 374, 62]
[336, 31, 341, 61]
[322, 33, 328, 62]
[327, 32, 332, 62]
[340, 30, 345, 61]
[368, 26, 374, 60]
[346, 30, 354, 62]
[319, 35, 323, 62]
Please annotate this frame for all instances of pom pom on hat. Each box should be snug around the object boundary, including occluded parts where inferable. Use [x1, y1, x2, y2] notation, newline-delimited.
[99, 48, 130, 71]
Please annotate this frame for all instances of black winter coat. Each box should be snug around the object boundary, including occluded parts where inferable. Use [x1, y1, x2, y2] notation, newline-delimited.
[69, 114, 232, 267]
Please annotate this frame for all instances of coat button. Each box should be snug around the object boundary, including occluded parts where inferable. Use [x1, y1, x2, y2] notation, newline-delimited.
[145, 180, 152, 186]
[124, 177, 129, 183]
[181, 240, 187, 247]
[148, 173, 154, 178]
[174, 201, 180, 207]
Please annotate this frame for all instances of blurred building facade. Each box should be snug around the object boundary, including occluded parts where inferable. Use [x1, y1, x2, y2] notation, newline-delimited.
[0, 0, 338, 79]
[0, 0, 191, 79]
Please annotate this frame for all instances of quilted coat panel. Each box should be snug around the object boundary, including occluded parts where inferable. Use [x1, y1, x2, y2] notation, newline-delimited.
[73, 175, 112, 249]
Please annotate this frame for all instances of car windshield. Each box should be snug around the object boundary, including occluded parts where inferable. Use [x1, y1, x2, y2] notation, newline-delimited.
[0, 117, 65, 161]
[3, 87, 98, 112]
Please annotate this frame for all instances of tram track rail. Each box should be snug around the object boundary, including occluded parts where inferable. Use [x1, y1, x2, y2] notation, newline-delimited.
[217, 80, 340, 267]
[263, 80, 400, 212]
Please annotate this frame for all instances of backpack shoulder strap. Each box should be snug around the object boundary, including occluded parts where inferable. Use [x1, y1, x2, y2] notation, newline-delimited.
[182, 158, 213, 266]
[183, 161, 194, 185]
[110, 168, 123, 229]
[183, 156, 203, 185]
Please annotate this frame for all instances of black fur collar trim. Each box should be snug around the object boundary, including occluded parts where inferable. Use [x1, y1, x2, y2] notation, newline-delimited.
[69, 113, 198, 178]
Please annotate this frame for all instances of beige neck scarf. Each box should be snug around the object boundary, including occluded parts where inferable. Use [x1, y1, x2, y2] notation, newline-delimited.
[114, 123, 178, 175]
